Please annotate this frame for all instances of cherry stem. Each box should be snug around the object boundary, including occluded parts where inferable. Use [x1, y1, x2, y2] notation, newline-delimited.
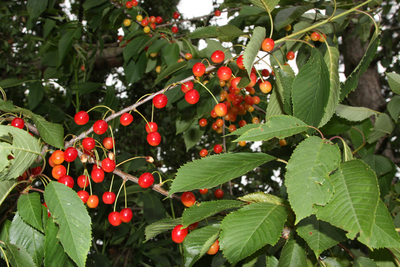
[28, 187, 44, 194]
[152, 171, 163, 184]
[124, 181, 127, 209]
[116, 156, 146, 168]
[113, 181, 125, 212]
[197, 81, 219, 104]
[276, 158, 288, 165]
[0, 86, 7, 102]
[134, 109, 152, 132]
[0, 245, 10, 267]
[306, 126, 325, 139]
[86, 105, 114, 115]
[109, 174, 115, 192]
[109, 125, 116, 158]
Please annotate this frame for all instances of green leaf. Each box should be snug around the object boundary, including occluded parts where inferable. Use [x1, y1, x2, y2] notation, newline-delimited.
[0, 179, 17, 207]
[0, 78, 31, 89]
[28, 82, 44, 110]
[321, 257, 348, 267]
[183, 225, 221, 267]
[277, 235, 307, 267]
[145, 218, 182, 242]
[227, 123, 260, 137]
[358, 200, 400, 248]
[335, 104, 379, 122]
[126, 51, 147, 84]
[0, 126, 41, 180]
[189, 26, 218, 39]
[153, 61, 187, 86]
[5, 243, 36, 267]
[238, 192, 285, 205]
[32, 115, 64, 149]
[183, 121, 205, 151]
[318, 46, 340, 128]
[232, 115, 307, 142]
[369, 249, 398, 267]
[75, 82, 102, 95]
[292, 48, 330, 127]
[316, 160, 380, 239]
[44, 217, 76, 267]
[142, 192, 167, 224]
[354, 257, 379, 267]
[387, 95, 400, 122]
[296, 215, 347, 258]
[285, 136, 341, 224]
[27, 0, 48, 18]
[162, 43, 180, 67]
[341, 138, 354, 162]
[362, 154, 392, 177]
[387, 72, 400, 95]
[9, 212, 45, 267]
[82, 0, 108, 10]
[249, 0, 280, 12]
[274, 65, 295, 115]
[17, 193, 43, 232]
[182, 200, 245, 227]
[243, 27, 266, 78]
[266, 89, 284, 118]
[368, 113, 395, 143]
[169, 153, 276, 194]
[44, 182, 91, 267]
[148, 39, 168, 54]
[340, 33, 379, 101]
[0, 219, 11, 244]
[219, 203, 287, 264]
[59, 28, 81, 63]
[217, 25, 245, 42]
[274, 5, 314, 31]
[123, 35, 153, 62]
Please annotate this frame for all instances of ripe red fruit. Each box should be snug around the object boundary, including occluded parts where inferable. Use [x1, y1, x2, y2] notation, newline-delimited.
[87, 195, 99, 208]
[171, 225, 188, 243]
[239, 120, 247, 127]
[249, 73, 257, 87]
[31, 166, 42, 175]
[120, 113, 133, 126]
[149, 16, 156, 23]
[138, 172, 155, 188]
[311, 32, 321, 41]
[192, 62, 206, 77]
[132, 0, 138, 6]
[108, 211, 122, 226]
[77, 190, 89, 203]
[80, 65, 85, 72]
[120, 208, 133, 223]
[185, 53, 193, 60]
[286, 51, 295, 60]
[77, 175, 89, 188]
[217, 66, 232, 81]
[74, 111, 89, 125]
[181, 191, 196, 207]
[102, 158, 116, 173]
[102, 191, 116, 204]
[155, 16, 163, 24]
[214, 103, 228, 117]
[185, 89, 200, 104]
[91, 167, 105, 183]
[145, 122, 158, 133]
[181, 81, 194, 93]
[64, 147, 78, 162]
[245, 95, 254, 106]
[259, 81, 272, 94]
[11, 118, 24, 129]
[103, 137, 114, 150]
[207, 240, 219, 255]
[199, 118, 207, 127]
[147, 131, 161, 146]
[125, 1, 132, 8]
[214, 144, 223, 154]
[211, 50, 225, 64]
[153, 94, 168, 108]
[200, 149, 208, 157]
[187, 222, 199, 230]
[215, 189, 224, 198]
[58, 175, 74, 188]
[199, 188, 208, 194]
[236, 55, 245, 69]
[52, 165, 66, 180]
[262, 69, 270, 77]
[51, 150, 64, 165]
[215, 10, 221, 16]
[253, 96, 260, 104]
[231, 77, 242, 90]
[173, 12, 180, 19]
[82, 137, 96, 151]
[210, 109, 218, 118]
[93, 120, 108, 135]
[262, 38, 275, 52]
[171, 26, 178, 33]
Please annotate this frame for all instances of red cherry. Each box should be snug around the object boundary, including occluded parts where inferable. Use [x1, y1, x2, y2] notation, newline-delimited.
[262, 38, 275, 52]
[200, 149, 208, 157]
[239, 119, 247, 127]
[125, 1, 132, 8]
[171, 224, 188, 243]
[217, 66, 232, 81]
[147, 131, 161, 146]
[87, 195, 99, 208]
[120, 208, 133, 223]
[181, 81, 194, 93]
[58, 175, 74, 188]
[102, 158, 116, 173]
[93, 120, 108, 135]
[141, 18, 148, 27]
[192, 62, 206, 77]
[311, 32, 321, 41]
[120, 113, 133, 126]
[145, 122, 158, 133]
[262, 69, 270, 77]
[51, 150, 64, 165]
[207, 240, 220, 255]
[173, 12, 180, 19]
[103, 137, 114, 150]
[80, 65, 85, 72]
[31, 166, 42, 176]
[185, 53, 193, 60]
[236, 55, 245, 70]
[11, 118, 24, 129]
[82, 137, 96, 151]
[199, 188, 208, 194]
[91, 167, 105, 183]
[211, 50, 225, 64]
[77, 190, 89, 203]
[259, 81, 272, 94]
[214, 144, 223, 154]
[214, 103, 227, 117]
[171, 26, 178, 33]
[215, 10, 221, 17]
[117, 35, 123, 42]
[199, 118, 207, 127]
[187, 222, 199, 230]
[77, 175, 90, 188]
[138, 172, 155, 188]
[108, 211, 122, 226]
[181, 191, 196, 207]
[155, 16, 163, 24]
[248, 73, 257, 87]
[43, 202, 51, 217]
[132, 0, 138, 6]
[215, 189, 224, 198]
[185, 89, 200, 104]
[149, 16, 156, 23]
[102, 191, 116, 204]
[286, 51, 295, 60]
[64, 147, 78, 162]
[153, 94, 168, 109]
[74, 111, 89, 125]
[52, 165, 66, 180]
[245, 95, 254, 106]
[231, 77, 241, 90]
